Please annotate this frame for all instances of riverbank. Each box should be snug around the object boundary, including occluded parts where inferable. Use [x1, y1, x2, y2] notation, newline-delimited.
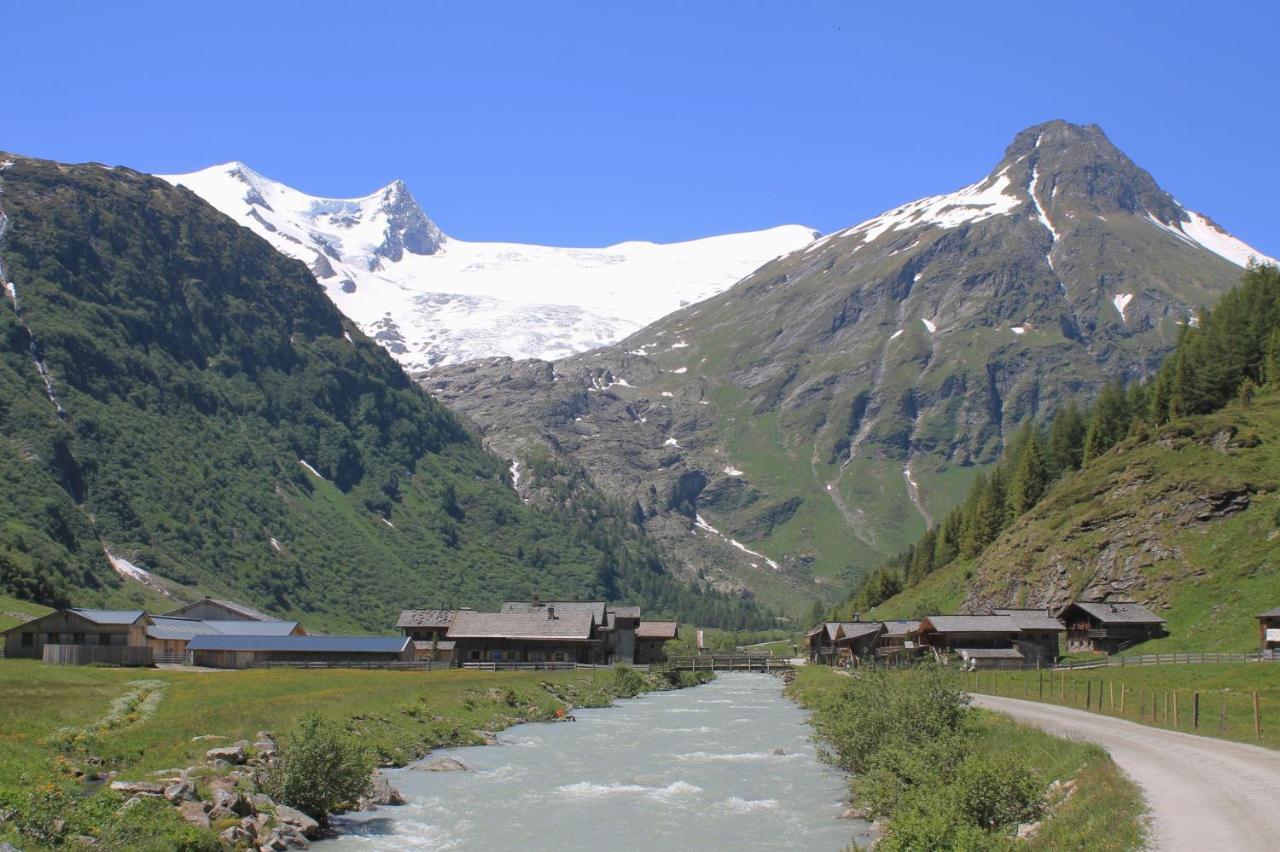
[787, 666, 1147, 851]
[0, 660, 703, 849]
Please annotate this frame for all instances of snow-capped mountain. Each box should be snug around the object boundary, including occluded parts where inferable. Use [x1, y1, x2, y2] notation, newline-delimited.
[160, 163, 817, 371]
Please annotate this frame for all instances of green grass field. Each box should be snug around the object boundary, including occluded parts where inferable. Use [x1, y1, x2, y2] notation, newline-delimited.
[0, 661, 648, 848]
[0, 594, 52, 633]
[967, 663, 1280, 749]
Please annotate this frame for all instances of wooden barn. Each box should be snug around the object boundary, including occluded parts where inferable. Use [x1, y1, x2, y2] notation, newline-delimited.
[1056, 602, 1167, 654]
[993, 608, 1065, 666]
[917, 615, 1022, 668]
[876, 620, 921, 661]
[186, 634, 412, 668]
[635, 621, 679, 664]
[3, 609, 152, 665]
[145, 617, 303, 664]
[163, 597, 273, 622]
[447, 608, 604, 664]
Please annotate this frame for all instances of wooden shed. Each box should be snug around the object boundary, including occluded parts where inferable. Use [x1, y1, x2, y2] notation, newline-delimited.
[3, 609, 152, 665]
[1055, 602, 1167, 654]
[145, 616, 303, 664]
[1257, 606, 1280, 652]
[635, 621, 679, 664]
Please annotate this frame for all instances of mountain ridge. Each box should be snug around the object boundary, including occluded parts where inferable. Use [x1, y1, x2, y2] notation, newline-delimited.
[427, 120, 1273, 615]
[160, 162, 818, 371]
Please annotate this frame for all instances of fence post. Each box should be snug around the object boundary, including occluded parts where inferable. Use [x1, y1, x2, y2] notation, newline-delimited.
[1120, 684, 1126, 716]
[1193, 692, 1200, 730]
[1219, 699, 1227, 733]
[1254, 692, 1262, 740]
[1086, 680, 1092, 710]
[1039, 669, 1044, 700]
[1164, 691, 1170, 725]
[1059, 671, 1065, 702]
[1072, 679, 1077, 706]
[1173, 690, 1179, 727]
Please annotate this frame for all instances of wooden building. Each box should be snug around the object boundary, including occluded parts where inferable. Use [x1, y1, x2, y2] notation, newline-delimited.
[163, 597, 272, 622]
[805, 622, 854, 665]
[397, 609, 458, 643]
[1055, 602, 1166, 654]
[635, 621, 679, 664]
[145, 617, 303, 664]
[448, 609, 603, 664]
[1256, 606, 1280, 652]
[876, 620, 921, 661]
[501, 600, 640, 664]
[993, 608, 1065, 666]
[918, 615, 1022, 669]
[186, 634, 412, 668]
[832, 622, 885, 664]
[3, 609, 152, 665]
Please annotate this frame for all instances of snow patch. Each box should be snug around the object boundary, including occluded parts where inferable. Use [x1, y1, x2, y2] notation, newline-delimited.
[1179, 209, 1278, 268]
[104, 549, 170, 596]
[664, 437, 681, 448]
[1113, 293, 1134, 322]
[661, 391, 673, 398]
[670, 367, 687, 374]
[913, 273, 922, 283]
[921, 318, 936, 334]
[723, 466, 744, 477]
[669, 341, 689, 349]
[381, 517, 395, 528]
[298, 459, 325, 480]
[889, 329, 904, 341]
[840, 166, 1021, 246]
[269, 537, 282, 552]
[1011, 326, 1026, 335]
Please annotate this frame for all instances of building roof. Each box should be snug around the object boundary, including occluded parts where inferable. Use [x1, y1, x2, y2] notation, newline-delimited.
[69, 609, 148, 626]
[834, 622, 884, 642]
[993, 609, 1066, 632]
[448, 610, 597, 641]
[1257, 607, 1280, 618]
[163, 598, 272, 621]
[1060, 602, 1165, 625]
[881, 620, 921, 637]
[611, 605, 642, 620]
[396, 609, 457, 629]
[920, 615, 1020, 634]
[500, 601, 607, 624]
[636, 621, 679, 640]
[147, 617, 302, 640]
[186, 635, 410, 654]
[956, 647, 1025, 660]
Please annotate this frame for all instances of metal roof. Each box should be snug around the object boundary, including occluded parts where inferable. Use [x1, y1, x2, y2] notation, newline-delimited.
[146, 617, 300, 641]
[449, 610, 597, 640]
[921, 615, 1020, 634]
[636, 621, 679, 640]
[186, 635, 409, 653]
[70, 609, 147, 625]
[993, 609, 1065, 631]
[1060, 602, 1165, 625]
[396, 609, 457, 629]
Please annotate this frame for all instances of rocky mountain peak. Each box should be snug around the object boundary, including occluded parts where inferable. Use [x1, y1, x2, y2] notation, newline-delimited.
[996, 120, 1181, 221]
[371, 178, 445, 260]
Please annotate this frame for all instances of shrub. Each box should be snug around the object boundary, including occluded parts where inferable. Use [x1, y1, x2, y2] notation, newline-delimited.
[610, 665, 648, 698]
[949, 753, 1043, 831]
[263, 713, 373, 824]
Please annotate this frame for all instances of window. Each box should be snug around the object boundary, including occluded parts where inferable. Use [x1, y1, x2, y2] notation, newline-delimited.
[21, 632, 33, 647]
[530, 651, 545, 662]
[469, 649, 481, 661]
[553, 652, 568, 663]
[99, 634, 112, 646]
[490, 650, 504, 661]
[73, 633, 85, 645]
[46, 632, 59, 645]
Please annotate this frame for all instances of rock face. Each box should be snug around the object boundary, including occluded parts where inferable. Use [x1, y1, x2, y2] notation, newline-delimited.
[428, 121, 1273, 611]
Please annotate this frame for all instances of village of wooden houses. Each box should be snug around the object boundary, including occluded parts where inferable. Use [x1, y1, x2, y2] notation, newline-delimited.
[7, 593, 1278, 672]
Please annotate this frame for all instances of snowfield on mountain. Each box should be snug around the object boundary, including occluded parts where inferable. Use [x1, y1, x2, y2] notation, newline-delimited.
[161, 163, 817, 371]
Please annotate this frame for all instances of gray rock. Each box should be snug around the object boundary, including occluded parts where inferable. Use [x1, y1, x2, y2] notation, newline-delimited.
[163, 779, 196, 803]
[220, 825, 252, 846]
[419, 757, 468, 772]
[176, 801, 211, 829]
[359, 770, 406, 810]
[109, 780, 165, 796]
[272, 804, 319, 838]
[206, 744, 248, 764]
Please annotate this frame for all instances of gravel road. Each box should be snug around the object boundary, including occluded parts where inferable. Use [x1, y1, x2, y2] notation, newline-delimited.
[972, 694, 1280, 851]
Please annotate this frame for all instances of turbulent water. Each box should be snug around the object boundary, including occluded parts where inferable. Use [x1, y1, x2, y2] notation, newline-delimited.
[320, 673, 864, 851]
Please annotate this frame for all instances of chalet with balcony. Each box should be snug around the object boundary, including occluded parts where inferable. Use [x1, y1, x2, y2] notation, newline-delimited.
[1055, 601, 1167, 654]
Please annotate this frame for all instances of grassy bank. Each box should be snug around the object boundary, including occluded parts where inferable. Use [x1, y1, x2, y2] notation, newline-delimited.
[788, 666, 1146, 850]
[967, 663, 1280, 749]
[0, 660, 701, 849]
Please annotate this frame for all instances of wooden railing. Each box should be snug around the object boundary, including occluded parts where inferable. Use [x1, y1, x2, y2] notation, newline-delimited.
[1056, 650, 1280, 669]
[660, 655, 792, 673]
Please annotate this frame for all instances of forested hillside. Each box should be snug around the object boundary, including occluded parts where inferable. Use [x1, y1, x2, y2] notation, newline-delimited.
[0, 154, 771, 631]
[844, 264, 1280, 650]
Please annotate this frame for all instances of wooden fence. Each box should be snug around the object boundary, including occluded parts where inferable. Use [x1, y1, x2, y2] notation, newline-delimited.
[246, 660, 454, 671]
[968, 668, 1277, 746]
[659, 655, 793, 673]
[1056, 650, 1280, 670]
[42, 644, 153, 666]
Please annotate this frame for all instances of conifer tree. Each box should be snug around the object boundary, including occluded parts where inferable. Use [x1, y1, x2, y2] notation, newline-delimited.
[1046, 402, 1085, 476]
[1007, 429, 1049, 518]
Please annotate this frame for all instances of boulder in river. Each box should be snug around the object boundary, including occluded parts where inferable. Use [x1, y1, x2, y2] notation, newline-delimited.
[419, 757, 469, 772]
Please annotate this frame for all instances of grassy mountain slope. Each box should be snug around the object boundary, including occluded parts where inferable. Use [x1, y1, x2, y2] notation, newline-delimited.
[865, 392, 1280, 651]
[0, 154, 767, 631]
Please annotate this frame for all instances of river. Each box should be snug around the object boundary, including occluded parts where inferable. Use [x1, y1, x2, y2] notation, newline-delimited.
[320, 673, 866, 851]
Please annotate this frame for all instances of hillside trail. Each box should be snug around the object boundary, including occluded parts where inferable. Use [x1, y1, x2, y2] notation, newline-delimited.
[971, 694, 1280, 851]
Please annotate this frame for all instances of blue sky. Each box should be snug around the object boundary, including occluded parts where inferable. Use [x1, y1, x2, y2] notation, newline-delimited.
[5, 2, 1276, 253]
